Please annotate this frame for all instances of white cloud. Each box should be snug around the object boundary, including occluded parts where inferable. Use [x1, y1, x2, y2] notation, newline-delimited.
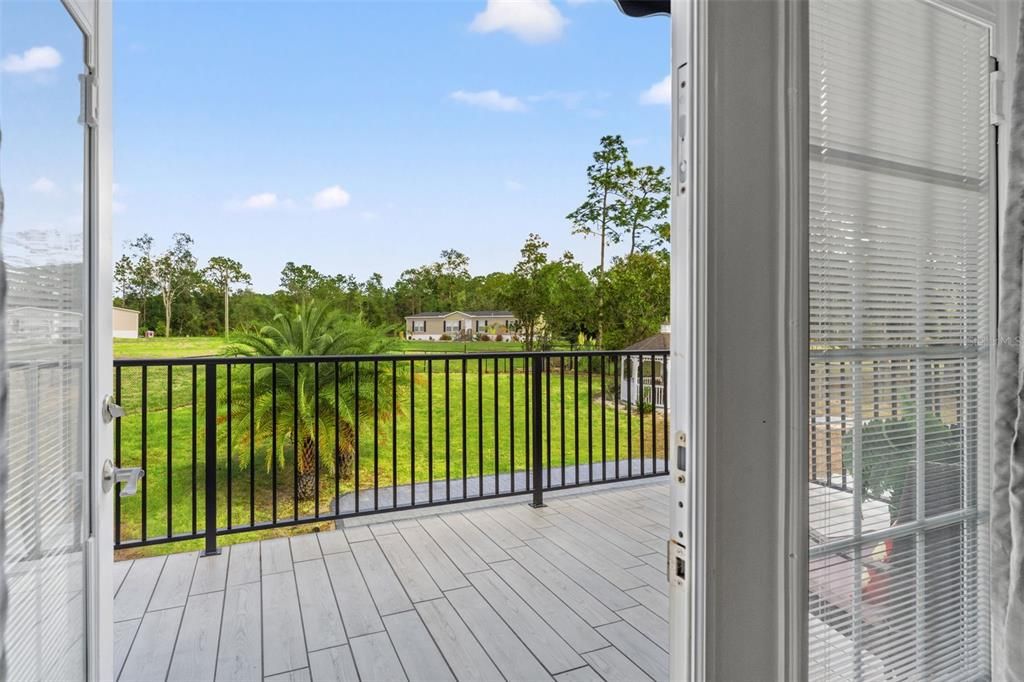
[312, 185, 352, 210]
[450, 89, 526, 112]
[226, 193, 279, 210]
[1, 46, 62, 74]
[640, 74, 671, 105]
[469, 0, 567, 44]
[30, 177, 56, 193]
[505, 179, 525, 191]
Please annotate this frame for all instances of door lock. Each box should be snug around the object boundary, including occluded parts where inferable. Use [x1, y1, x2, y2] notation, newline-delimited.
[102, 460, 144, 497]
[102, 395, 125, 423]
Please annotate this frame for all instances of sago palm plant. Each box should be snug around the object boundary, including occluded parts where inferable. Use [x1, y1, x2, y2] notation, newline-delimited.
[223, 302, 400, 500]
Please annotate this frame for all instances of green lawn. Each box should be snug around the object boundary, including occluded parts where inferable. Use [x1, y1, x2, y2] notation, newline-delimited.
[113, 362, 667, 558]
[115, 336, 229, 358]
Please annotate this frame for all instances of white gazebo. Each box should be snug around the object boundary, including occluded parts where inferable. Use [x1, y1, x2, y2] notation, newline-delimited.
[619, 324, 670, 410]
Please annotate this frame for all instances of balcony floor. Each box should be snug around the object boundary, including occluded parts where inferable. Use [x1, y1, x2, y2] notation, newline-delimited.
[113, 479, 670, 682]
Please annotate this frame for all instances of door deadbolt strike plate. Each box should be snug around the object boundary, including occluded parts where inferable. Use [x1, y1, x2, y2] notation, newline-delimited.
[667, 538, 686, 585]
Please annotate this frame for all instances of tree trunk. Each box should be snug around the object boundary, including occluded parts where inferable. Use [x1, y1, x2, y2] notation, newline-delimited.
[223, 286, 230, 337]
[164, 295, 172, 337]
[297, 438, 317, 500]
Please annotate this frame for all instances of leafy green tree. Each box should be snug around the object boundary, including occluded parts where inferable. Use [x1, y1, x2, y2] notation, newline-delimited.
[613, 162, 670, 255]
[600, 251, 670, 349]
[224, 302, 400, 499]
[566, 135, 630, 344]
[505, 234, 551, 350]
[116, 234, 158, 329]
[204, 256, 252, 336]
[542, 253, 597, 345]
[153, 233, 199, 337]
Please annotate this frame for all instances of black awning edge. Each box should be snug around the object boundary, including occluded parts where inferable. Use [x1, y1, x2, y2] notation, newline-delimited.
[614, 0, 671, 18]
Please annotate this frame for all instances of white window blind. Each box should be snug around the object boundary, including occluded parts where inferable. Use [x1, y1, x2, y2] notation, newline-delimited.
[808, 1, 992, 680]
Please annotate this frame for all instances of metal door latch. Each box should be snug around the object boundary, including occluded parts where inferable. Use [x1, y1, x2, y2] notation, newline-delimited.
[667, 538, 686, 586]
[103, 395, 125, 423]
[103, 460, 144, 497]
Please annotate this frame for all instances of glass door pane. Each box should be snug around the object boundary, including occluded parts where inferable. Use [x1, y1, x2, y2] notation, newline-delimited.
[1, 2, 90, 679]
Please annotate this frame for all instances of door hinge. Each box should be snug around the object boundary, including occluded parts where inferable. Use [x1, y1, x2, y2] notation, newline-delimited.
[79, 71, 97, 128]
[990, 57, 1004, 126]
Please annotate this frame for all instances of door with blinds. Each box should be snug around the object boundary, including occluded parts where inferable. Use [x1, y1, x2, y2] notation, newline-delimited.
[1, 1, 109, 679]
[808, 1, 993, 679]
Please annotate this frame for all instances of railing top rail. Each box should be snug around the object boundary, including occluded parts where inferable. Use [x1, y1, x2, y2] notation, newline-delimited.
[113, 348, 671, 367]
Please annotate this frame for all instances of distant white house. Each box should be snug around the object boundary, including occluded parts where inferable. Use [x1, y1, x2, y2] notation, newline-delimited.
[404, 310, 519, 341]
[619, 324, 670, 410]
[112, 306, 140, 339]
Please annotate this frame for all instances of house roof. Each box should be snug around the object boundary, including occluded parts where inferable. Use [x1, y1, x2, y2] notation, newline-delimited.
[404, 310, 515, 319]
[623, 331, 670, 352]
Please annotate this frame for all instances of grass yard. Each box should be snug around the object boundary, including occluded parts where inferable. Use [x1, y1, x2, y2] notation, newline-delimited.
[115, 336, 229, 358]
[113, 362, 667, 558]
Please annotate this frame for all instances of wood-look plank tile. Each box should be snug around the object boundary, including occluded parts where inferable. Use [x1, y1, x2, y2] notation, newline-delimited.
[191, 548, 230, 595]
[262, 571, 308, 676]
[294, 559, 346, 652]
[618, 605, 668, 652]
[442, 513, 510, 563]
[348, 632, 408, 682]
[468, 570, 583, 674]
[114, 556, 165, 622]
[461, 509, 524, 549]
[583, 645, 654, 682]
[343, 525, 373, 543]
[416, 598, 502, 681]
[149, 551, 198, 611]
[445, 586, 552, 681]
[260, 538, 292, 575]
[119, 606, 182, 682]
[113, 618, 140, 680]
[308, 645, 358, 682]
[538, 524, 646, 588]
[216, 582, 262, 682]
[419, 517, 488, 573]
[227, 541, 261, 586]
[527, 538, 638, 611]
[264, 668, 310, 682]
[351, 540, 412, 615]
[490, 559, 607, 654]
[595, 621, 668, 681]
[168, 591, 224, 682]
[290, 534, 322, 563]
[316, 529, 350, 555]
[323, 551, 384, 638]
[555, 665, 604, 682]
[558, 506, 655, 558]
[383, 610, 454, 682]
[398, 525, 469, 591]
[113, 560, 133, 597]
[376, 533, 443, 602]
[541, 515, 645, 569]
[628, 564, 668, 596]
[482, 507, 542, 542]
[369, 522, 399, 536]
[626, 585, 668, 621]
[505, 546, 617, 627]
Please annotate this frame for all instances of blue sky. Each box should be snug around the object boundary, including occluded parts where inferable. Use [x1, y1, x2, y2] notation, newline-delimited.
[4, 0, 670, 292]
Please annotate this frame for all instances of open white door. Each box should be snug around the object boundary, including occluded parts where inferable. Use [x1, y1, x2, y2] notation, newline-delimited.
[1, 1, 113, 679]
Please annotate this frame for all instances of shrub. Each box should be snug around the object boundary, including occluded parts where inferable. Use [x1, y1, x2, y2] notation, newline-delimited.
[479, 333, 490, 342]
[495, 333, 504, 342]
[439, 333, 452, 341]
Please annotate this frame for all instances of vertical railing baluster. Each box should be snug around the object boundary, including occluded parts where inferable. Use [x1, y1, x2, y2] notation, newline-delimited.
[203, 362, 219, 556]
[530, 355, 545, 508]
[335, 361, 341, 513]
[478, 357, 484, 497]
[293, 362, 299, 520]
[627, 355, 633, 478]
[355, 360, 361, 513]
[601, 355, 607, 481]
[192, 365, 197, 536]
[393, 360, 398, 509]
[560, 356, 566, 486]
[494, 357, 499, 495]
[662, 353, 670, 473]
[573, 355, 579, 486]
[141, 365, 148, 543]
[524, 356, 530, 493]
[226, 364, 232, 529]
[444, 358, 450, 502]
[250, 363, 255, 527]
[374, 359, 380, 510]
[613, 356, 620, 480]
[639, 355, 645, 477]
[315, 362, 321, 517]
[410, 359, 416, 507]
[167, 365, 174, 539]
[461, 358, 467, 499]
[588, 356, 593, 482]
[509, 355, 515, 494]
[427, 359, 432, 504]
[546, 356, 552, 487]
[272, 363, 278, 523]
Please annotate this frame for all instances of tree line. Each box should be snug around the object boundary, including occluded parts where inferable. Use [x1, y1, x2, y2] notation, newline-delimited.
[113, 135, 670, 350]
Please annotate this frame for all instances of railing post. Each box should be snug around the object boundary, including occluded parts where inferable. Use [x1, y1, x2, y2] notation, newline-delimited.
[530, 355, 545, 508]
[203, 362, 220, 556]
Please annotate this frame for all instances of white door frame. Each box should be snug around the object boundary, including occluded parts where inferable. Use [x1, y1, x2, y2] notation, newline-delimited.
[669, 0, 809, 679]
[61, 1, 114, 679]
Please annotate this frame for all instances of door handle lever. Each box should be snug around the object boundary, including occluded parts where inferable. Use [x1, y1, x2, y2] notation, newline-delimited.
[102, 460, 144, 497]
[103, 395, 125, 423]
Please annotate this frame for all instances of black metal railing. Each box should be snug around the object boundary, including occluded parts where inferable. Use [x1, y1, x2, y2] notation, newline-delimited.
[112, 350, 670, 552]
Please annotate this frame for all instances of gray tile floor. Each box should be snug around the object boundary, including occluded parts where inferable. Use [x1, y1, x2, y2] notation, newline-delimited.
[113, 480, 670, 682]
